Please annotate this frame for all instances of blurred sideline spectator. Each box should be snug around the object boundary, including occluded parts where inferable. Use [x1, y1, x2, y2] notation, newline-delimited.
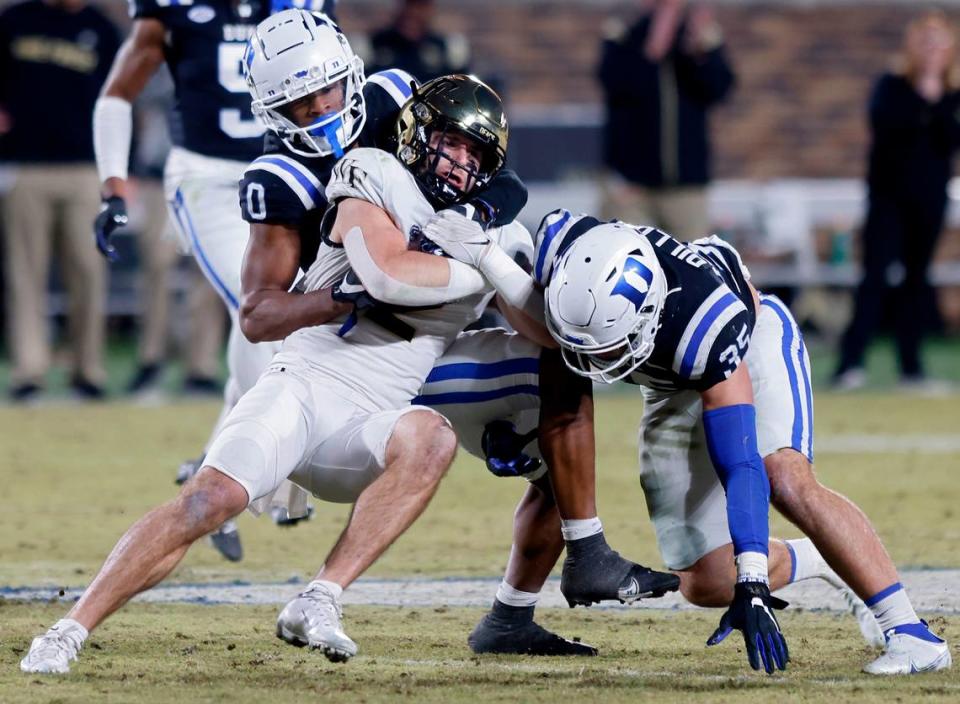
[597, 0, 734, 241]
[125, 71, 225, 397]
[833, 10, 960, 392]
[361, 0, 470, 81]
[0, 0, 120, 402]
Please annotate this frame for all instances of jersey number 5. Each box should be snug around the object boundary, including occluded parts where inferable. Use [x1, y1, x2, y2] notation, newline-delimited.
[218, 43, 266, 139]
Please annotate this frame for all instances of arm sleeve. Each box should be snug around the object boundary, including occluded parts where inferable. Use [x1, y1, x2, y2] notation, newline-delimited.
[702, 404, 770, 558]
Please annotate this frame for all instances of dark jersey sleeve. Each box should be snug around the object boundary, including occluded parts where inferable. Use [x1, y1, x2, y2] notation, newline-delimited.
[471, 168, 527, 228]
[239, 154, 329, 225]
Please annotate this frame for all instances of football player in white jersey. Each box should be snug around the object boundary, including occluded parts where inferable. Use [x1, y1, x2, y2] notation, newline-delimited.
[18, 74, 582, 673]
[424, 209, 950, 675]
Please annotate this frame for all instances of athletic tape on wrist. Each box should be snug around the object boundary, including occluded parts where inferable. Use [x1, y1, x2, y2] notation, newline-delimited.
[93, 96, 133, 183]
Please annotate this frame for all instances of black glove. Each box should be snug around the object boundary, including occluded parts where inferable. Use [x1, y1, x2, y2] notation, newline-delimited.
[330, 270, 375, 312]
[707, 581, 790, 674]
[480, 420, 540, 478]
[93, 195, 127, 262]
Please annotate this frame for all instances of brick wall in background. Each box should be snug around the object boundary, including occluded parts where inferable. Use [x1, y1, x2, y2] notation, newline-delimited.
[339, 2, 957, 180]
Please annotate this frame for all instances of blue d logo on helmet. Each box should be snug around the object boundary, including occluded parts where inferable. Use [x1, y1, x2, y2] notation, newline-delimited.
[612, 256, 655, 312]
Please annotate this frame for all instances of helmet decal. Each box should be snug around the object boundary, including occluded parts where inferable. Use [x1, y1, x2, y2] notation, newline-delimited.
[612, 256, 655, 312]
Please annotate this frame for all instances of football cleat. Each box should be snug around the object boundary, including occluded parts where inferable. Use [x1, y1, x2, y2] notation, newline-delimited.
[271, 505, 315, 527]
[209, 519, 243, 562]
[276, 581, 357, 663]
[863, 622, 952, 675]
[469, 605, 597, 656]
[561, 533, 680, 607]
[175, 454, 204, 485]
[20, 619, 88, 674]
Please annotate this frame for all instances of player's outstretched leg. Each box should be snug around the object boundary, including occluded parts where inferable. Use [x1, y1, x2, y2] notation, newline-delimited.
[766, 449, 951, 675]
[561, 531, 680, 607]
[469, 600, 597, 656]
[20, 467, 248, 674]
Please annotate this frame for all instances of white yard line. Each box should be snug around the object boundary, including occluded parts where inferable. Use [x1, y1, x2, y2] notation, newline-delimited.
[3, 569, 958, 613]
[817, 434, 960, 454]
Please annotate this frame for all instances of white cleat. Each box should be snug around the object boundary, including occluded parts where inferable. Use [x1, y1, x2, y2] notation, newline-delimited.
[821, 573, 885, 648]
[864, 623, 952, 675]
[20, 619, 88, 674]
[276, 581, 357, 663]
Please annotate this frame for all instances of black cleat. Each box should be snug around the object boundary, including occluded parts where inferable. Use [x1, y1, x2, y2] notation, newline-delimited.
[175, 454, 205, 485]
[561, 533, 680, 607]
[468, 601, 598, 656]
[209, 519, 243, 562]
[271, 505, 315, 527]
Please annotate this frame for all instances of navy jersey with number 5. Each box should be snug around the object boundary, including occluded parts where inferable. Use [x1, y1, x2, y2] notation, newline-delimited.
[128, 0, 273, 162]
[535, 210, 757, 393]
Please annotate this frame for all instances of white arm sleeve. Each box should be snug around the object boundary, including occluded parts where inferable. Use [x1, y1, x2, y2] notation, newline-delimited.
[478, 244, 545, 323]
[93, 96, 133, 183]
[342, 226, 486, 306]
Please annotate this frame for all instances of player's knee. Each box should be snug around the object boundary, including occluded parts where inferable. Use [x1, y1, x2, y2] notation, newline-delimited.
[389, 411, 457, 481]
[678, 568, 732, 608]
[174, 466, 247, 539]
[766, 449, 820, 517]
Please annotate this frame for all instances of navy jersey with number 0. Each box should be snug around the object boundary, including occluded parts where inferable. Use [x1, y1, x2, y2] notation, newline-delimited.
[238, 68, 417, 268]
[535, 211, 756, 393]
[129, 0, 271, 161]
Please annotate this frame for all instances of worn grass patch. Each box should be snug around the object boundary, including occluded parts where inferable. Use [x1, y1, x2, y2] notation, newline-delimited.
[3, 603, 959, 703]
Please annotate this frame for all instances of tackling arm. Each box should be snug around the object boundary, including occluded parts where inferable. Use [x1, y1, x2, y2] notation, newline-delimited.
[331, 198, 487, 306]
[239, 223, 351, 343]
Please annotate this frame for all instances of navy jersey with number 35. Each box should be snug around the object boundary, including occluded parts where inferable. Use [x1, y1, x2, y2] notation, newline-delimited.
[128, 0, 272, 161]
[535, 211, 757, 393]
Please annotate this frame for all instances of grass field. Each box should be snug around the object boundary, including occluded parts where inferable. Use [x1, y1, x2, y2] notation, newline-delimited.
[1, 387, 958, 700]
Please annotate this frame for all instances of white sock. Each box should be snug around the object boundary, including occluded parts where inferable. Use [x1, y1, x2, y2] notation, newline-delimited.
[495, 581, 540, 608]
[53, 618, 88, 642]
[560, 517, 602, 541]
[784, 538, 831, 583]
[866, 583, 919, 632]
[307, 579, 343, 599]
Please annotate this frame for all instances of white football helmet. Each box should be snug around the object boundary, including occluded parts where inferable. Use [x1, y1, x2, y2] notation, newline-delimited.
[244, 9, 365, 158]
[544, 222, 668, 383]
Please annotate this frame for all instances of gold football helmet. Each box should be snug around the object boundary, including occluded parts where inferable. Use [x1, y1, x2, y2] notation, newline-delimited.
[395, 74, 508, 205]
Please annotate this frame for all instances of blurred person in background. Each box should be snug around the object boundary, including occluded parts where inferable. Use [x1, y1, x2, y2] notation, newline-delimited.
[0, 0, 121, 402]
[834, 10, 960, 393]
[363, 0, 470, 81]
[125, 71, 227, 398]
[598, 0, 734, 241]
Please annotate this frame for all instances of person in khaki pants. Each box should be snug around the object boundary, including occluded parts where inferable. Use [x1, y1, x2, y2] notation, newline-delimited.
[0, 0, 121, 401]
[3, 166, 107, 399]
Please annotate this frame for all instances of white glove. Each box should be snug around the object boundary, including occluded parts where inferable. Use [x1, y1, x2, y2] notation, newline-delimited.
[421, 209, 493, 269]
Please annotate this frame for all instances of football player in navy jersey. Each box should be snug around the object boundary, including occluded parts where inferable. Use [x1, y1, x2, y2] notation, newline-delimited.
[91, 0, 339, 559]
[424, 209, 950, 675]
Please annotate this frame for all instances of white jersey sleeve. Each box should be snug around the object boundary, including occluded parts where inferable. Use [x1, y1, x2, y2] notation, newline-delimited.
[494, 221, 535, 272]
[326, 147, 391, 210]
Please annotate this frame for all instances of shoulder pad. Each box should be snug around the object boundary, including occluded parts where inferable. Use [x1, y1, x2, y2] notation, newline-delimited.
[326, 148, 397, 208]
[242, 154, 327, 221]
[366, 69, 418, 109]
[532, 209, 604, 287]
[690, 235, 752, 283]
[670, 286, 750, 383]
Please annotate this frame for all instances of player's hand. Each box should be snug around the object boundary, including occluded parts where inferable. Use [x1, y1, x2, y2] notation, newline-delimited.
[93, 196, 127, 262]
[480, 420, 541, 478]
[707, 581, 789, 674]
[331, 270, 375, 311]
[421, 208, 492, 268]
